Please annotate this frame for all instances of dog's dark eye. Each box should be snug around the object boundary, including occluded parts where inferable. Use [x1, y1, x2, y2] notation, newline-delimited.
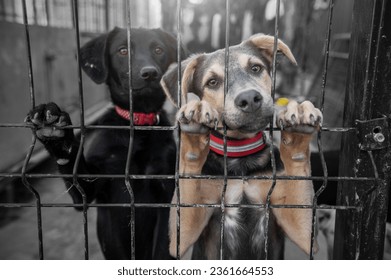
[154, 47, 164, 55]
[207, 79, 219, 87]
[251, 65, 262, 73]
[119, 48, 128, 56]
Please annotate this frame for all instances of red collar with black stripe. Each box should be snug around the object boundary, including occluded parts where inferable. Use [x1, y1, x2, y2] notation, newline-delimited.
[209, 130, 266, 157]
[115, 106, 160, 126]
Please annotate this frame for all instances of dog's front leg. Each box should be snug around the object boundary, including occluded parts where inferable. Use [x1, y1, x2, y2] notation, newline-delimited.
[169, 98, 221, 259]
[272, 100, 322, 255]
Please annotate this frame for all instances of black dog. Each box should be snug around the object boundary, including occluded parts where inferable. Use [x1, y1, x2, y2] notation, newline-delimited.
[25, 28, 184, 259]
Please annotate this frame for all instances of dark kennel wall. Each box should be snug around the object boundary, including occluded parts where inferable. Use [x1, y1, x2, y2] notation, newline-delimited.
[334, 0, 391, 259]
[0, 0, 389, 260]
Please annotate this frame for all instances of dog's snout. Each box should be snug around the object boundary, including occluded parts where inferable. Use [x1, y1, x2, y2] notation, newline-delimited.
[234, 90, 263, 113]
[140, 66, 159, 81]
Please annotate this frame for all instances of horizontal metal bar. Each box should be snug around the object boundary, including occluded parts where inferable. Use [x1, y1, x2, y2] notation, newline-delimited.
[0, 202, 360, 210]
[0, 172, 378, 182]
[0, 123, 178, 131]
[0, 123, 357, 132]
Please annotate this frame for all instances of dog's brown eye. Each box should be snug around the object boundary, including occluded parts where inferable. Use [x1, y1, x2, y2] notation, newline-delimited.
[154, 47, 163, 55]
[119, 48, 128, 56]
[251, 65, 262, 73]
[207, 79, 219, 87]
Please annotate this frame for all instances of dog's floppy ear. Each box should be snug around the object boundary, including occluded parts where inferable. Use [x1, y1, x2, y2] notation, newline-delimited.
[161, 54, 203, 107]
[155, 28, 188, 64]
[245, 33, 297, 66]
[80, 27, 120, 84]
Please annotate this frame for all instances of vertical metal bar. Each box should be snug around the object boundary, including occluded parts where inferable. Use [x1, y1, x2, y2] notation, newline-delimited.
[45, 0, 50, 26]
[70, 0, 76, 28]
[12, 0, 17, 21]
[33, 0, 38, 24]
[124, 0, 136, 260]
[0, 0, 5, 20]
[334, 0, 390, 260]
[104, 0, 109, 31]
[310, 0, 334, 260]
[298, 1, 314, 96]
[219, 0, 230, 260]
[263, 0, 280, 260]
[22, 0, 35, 108]
[21, 0, 44, 260]
[175, 0, 182, 260]
[94, 0, 99, 32]
[122, 0, 127, 28]
[72, 0, 89, 260]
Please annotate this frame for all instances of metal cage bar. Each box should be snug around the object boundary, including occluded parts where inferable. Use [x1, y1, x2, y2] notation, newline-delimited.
[20, 0, 44, 260]
[124, 0, 136, 261]
[263, 0, 281, 260]
[219, 0, 230, 260]
[310, 0, 335, 260]
[71, 0, 90, 260]
[174, 0, 183, 260]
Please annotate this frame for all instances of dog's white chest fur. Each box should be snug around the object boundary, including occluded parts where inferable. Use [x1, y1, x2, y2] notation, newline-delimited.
[225, 179, 266, 204]
[204, 179, 274, 259]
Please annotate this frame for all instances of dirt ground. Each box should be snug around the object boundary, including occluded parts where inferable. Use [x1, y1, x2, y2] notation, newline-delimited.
[0, 160, 328, 260]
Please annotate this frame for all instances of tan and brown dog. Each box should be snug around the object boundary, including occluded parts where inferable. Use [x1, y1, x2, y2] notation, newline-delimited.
[161, 34, 322, 259]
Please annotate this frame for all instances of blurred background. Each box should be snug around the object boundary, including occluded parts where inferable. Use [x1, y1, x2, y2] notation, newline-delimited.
[0, 0, 366, 259]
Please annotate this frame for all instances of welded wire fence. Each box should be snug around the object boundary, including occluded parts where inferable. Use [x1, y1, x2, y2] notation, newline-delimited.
[0, 0, 389, 260]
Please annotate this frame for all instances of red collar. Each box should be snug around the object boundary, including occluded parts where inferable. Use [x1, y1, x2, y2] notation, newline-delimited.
[209, 131, 266, 157]
[115, 106, 160, 126]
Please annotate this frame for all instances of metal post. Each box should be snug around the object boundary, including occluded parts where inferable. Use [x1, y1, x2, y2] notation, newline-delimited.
[334, 0, 391, 260]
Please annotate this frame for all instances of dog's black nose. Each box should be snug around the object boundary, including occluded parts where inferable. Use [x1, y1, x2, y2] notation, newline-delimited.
[234, 90, 263, 113]
[140, 66, 159, 81]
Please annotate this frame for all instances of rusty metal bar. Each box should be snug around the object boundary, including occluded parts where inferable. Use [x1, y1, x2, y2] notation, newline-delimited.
[334, 0, 391, 260]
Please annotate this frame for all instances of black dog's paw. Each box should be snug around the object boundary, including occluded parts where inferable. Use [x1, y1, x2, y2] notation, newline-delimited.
[25, 102, 75, 160]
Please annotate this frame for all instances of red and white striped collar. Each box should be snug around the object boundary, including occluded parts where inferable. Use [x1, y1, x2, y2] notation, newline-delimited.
[115, 106, 160, 126]
[209, 130, 266, 157]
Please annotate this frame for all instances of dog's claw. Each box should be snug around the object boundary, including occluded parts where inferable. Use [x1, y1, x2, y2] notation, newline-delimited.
[31, 112, 40, 125]
[279, 119, 284, 130]
[188, 110, 194, 121]
[278, 100, 323, 134]
[178, 111, 188, 124]
[317, 116, 322, 126]
[45, 110, 59, 124]
[205, 112, 210, 124]
[214, 118, 219, 130]
[309, 114, 315, 126]
[290, 114, 297, 125]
